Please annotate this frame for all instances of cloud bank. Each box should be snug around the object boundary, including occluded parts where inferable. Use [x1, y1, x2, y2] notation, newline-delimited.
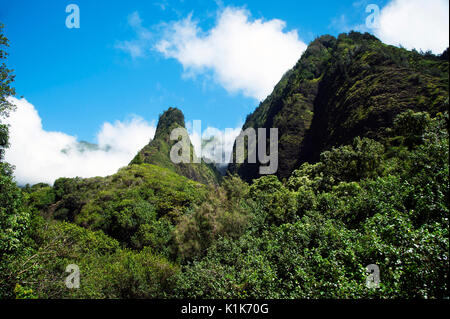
[155, 7, 307, 101]
[187, 121, 242, 166]
[3, 97, 242, 185]
[375, 0, 449, 54]
[4, 97, 156, 185]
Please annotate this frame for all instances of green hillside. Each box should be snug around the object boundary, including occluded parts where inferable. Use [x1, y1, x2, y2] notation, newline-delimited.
[228, 32, 449, 181]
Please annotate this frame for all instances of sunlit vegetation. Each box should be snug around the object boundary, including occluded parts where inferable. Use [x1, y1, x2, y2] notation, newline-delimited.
[229, 32, 449, 181]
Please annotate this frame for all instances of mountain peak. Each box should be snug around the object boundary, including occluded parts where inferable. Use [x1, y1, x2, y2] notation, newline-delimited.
[130, 107, 221, 185]
[154, 107, 186, 141]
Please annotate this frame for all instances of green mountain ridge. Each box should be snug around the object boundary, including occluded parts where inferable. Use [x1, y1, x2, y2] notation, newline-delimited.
[228, 32, 449, 182]
[130, 107, 222, 185]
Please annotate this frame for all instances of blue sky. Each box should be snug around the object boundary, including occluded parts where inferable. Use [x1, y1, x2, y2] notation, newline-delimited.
[1, 0, 386, 140]
[1, 0, 448, 184]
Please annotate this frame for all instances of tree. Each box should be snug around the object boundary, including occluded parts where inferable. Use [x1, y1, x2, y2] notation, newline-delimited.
[0, 23, 33, 299]
[0, 23, 16, 160]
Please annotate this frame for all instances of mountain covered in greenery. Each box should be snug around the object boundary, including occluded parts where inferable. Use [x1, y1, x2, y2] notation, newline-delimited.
[228, 32, 449, 181]
[1, 29, 449, 299]
[130, 107, 222, 185]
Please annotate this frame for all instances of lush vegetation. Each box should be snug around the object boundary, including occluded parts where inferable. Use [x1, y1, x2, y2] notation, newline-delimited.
[130, 107, 222, 185]
[0, 26, 448, 299]
[229, 32, 449, 182]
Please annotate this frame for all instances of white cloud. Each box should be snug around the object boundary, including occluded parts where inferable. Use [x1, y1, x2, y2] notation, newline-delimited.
[202, 126, 242, 165]
[374, 0, 449, 54]
[3, 97, 242, 185]
[4, 97, 156, 185]
[116, 11, 152, 58]
[186, 121, 242, 165]
[155, 7, 307, 101]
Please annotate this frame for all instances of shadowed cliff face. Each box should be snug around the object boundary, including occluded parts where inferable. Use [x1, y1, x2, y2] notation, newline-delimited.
[130, 107, 221, 185]
[228, 32, 449, 182]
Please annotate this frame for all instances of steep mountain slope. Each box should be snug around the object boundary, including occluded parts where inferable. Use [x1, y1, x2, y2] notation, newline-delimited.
[130, 107, 221, 185]
[228, 32, 449, 182]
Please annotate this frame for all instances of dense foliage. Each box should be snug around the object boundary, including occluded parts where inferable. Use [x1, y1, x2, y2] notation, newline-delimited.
[229, 32, 449, 182]
[3, 108, 446, 299]
[173, 111, 448, 298]
[0, 23, 16, 159]
[0, 23, 34, 298]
